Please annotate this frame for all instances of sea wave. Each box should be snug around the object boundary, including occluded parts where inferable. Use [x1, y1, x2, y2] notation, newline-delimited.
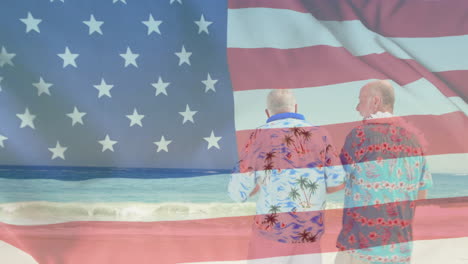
[0, 201, 344, 225]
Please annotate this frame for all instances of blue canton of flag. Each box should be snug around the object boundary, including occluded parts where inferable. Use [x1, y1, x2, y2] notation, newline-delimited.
[0, 0, 238, 170]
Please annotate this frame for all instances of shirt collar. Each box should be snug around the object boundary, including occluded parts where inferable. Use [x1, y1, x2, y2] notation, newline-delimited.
[267, 112, 305, 123]
[365, 111, 394, 120]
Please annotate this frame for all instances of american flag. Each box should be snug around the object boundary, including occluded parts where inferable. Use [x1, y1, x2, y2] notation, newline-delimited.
[1, 0, 468, 263]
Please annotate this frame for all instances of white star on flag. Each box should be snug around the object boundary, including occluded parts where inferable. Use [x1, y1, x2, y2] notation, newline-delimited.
[50, 0, 64, 2]
[126, 108, 145, 127]
[83, 14, 104, 35]
[120, 47, 139, 68]
[0, 46, 16, 67]
[194, 14, 212, 34]
[170, 0, 182, 4]
[142, 14, 162, 35]
[66, 106, 86, 126]
[16, 108, 37, 129]
[57, 47, 79, 68]
[204, 130, 221, 150]
[202, 73, 218, 92]
[175, 45, 192, 66]
[48, 141, 67, 160]
[113, 0, 127, 4]
[20, 12, 42, 33]
[154, 136, 172, 152]
[33, 77, 53, 96]
[98, 134, 118, 152]
[152, 76, 170, 96]
[94, 78, 114, 98]
[179, 104, 197, 124]
[0, 134, 8, 148]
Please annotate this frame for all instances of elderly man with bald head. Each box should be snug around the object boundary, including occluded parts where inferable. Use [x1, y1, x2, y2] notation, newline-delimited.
[229, 89, 346, 263]
[356, 80, 395, 118]
[335, 80, 433, 264]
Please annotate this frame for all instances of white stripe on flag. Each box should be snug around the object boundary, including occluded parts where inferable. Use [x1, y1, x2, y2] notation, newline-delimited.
[426, 153, 468, 175]
[228, 8, 468, 72]
[233, 78, 465, 130]
[448, 97, 468, 116]
[0, 241, 38, 264]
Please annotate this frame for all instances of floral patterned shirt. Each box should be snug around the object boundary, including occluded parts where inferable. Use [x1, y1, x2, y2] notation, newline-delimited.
[337, 116, 433, 264]
[228, 113, 346, 243]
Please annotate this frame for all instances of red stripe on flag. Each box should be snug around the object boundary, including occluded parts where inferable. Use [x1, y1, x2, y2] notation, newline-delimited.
[236, 112, 468, 161]
[228, 0, 468, 37]
[228, 46, 458, 97]
[1, 197, 467, 264]
[433, 70, 468, 101]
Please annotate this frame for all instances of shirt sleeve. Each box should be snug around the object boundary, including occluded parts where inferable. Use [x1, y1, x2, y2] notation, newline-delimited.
[339, 128, 359, 176]
[323, 130, 347, 188]
[418, 157, 433, 191]
[228, 130, 259, 202]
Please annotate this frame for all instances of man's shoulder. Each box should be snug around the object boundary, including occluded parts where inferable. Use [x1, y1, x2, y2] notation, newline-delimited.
[344, 121, 426, 151]
[346, 122, 390, 136]
[353, 121, 422, 139]
[344, 124, 365, 137]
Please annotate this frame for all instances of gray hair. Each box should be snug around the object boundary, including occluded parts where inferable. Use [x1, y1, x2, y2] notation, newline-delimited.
[267, 89, 296, 115]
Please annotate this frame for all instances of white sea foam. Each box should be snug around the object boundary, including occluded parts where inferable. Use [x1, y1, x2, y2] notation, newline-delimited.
[0, 201, 344, 225]
[0, 201, 256, 225]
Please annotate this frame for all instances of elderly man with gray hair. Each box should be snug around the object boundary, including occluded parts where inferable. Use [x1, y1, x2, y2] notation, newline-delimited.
[335, 80, 433, 264]
[229, 89, 346, 263]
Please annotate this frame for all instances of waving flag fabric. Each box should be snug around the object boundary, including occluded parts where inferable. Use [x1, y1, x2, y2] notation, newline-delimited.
[0, 0, 467, 263]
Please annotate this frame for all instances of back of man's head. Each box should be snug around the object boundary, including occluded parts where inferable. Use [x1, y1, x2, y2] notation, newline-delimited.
[366, 80, 395, 112]
[267, 89, 296, 115]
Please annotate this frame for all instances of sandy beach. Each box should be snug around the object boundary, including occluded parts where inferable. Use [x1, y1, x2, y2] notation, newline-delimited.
[0, 198, 467, 264]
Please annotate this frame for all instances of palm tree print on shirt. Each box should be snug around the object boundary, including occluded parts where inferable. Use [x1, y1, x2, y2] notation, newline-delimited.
[262, 213, 279, 227]
[297, 229, 319, 243]
[289, 177, 320, 208]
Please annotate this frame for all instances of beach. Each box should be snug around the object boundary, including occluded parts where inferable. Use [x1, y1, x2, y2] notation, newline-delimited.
[0, 170, 466, 263]
[0, 198, 467, 264]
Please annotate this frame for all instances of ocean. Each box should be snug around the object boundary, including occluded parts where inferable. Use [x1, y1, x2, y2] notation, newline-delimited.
[0, 166, 467, 225]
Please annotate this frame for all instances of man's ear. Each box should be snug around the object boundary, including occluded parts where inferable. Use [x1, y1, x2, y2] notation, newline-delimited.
[372, 96, 382, 113]
[265, 109, 270, 118]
